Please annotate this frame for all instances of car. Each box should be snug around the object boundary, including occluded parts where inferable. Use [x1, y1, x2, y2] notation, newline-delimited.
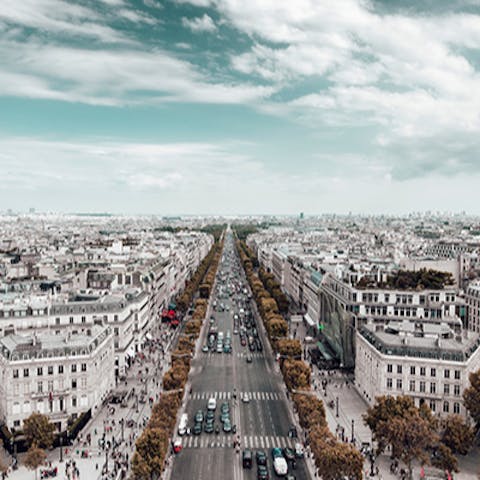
[240, 337, 247, 346]
[273, 457, 288, 477]
[246, 355, 253, 363]
[283, 447, 295, 462]
[223, 344, 232, 353]
[216, 344, 223, 353]
[249, 343, 255, 352]
[271, 448, 283, 459]
[221, 402, 230, 414]
[256, 450, 267, 466]
[294, 443, 304, 458]
[193, 422, 202, 435]
[233, 328, 239, 335]
[194, 410, 204, 423]
[257, 465, 269, 480]
[206, 411, 215, 422]
[204, 421, 214, 433]
[242, 449, 253, 469]
[223, 420, 232, 433]
[286, 476, 296, 480]
[220, 411, 230, 423]
[208, 398, 217, 411]
[202, 344, 209, 352]
[242, 393, 250, 403]
[173, 439, 183, 454]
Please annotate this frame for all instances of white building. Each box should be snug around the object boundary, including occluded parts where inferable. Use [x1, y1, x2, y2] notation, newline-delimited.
[355, 320, 480, 418]
[466, 282, 480, 333]
[0, 326, 114, 431]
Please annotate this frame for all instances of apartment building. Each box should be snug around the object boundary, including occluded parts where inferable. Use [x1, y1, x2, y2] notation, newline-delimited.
[466, 282, 480, 333]
[355, 320, 480, 418]
[0, 326, 114, 431]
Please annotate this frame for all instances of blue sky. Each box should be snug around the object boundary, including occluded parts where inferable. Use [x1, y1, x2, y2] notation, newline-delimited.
[1, 0, 480, 215]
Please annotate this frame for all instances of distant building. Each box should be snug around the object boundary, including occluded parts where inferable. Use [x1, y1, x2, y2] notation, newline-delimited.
[355, 320, 480, 417]
[0, 326, 114, 431]
[466, 282, 480, 333]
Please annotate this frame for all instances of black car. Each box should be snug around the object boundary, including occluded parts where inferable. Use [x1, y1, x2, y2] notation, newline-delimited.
[256, 339, 263, 351]
[283, 447, 295, 462]
[193, 422, 202, 435]
[257, 465, 269, 479]
[249, 342, 255, 352]
[242, 449, 253, 469]
[256, 450, 267, 466]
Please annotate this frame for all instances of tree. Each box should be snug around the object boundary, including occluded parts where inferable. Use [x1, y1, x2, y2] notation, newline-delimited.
[282, 359, 311, 391]
[293, 393, 326, 431]
[310, 425, 363, 480]
[441, 414, 474, 455]
[463, 369, 480, 427]
[23, 413, 56, 449]
[364, 396, 438, 479]
[431, 443, 459, 473]
[24, 446, 47, 480]
[266, 317, 288, 338]
[276, 338, 302, 358]
[132, 428, 169, 479]
[162, 364, 189, 391]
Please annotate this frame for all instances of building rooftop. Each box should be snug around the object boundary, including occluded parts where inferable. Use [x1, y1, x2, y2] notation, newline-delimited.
[359, 320, 480, 362]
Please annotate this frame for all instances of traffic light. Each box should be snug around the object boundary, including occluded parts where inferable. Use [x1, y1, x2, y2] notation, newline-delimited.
[318, 323, 324, 331]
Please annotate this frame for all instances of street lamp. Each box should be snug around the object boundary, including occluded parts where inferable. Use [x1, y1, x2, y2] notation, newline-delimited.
[369, 452, 376, 477]
[105, 446, 109, 474]
[59, 434, 63, 463]
[336, 396, 339, 417]
[351, 419, 355, 443]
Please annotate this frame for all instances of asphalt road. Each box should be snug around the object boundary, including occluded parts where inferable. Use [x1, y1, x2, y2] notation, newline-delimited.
[170, 233, 311, 480]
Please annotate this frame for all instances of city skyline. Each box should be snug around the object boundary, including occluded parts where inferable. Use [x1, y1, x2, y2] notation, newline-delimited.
[2, 0, 480, 214]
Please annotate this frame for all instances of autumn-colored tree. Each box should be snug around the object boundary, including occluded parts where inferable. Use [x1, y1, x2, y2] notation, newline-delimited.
[24, 446, 47, 480]
[23, 413, 56, 449]
[310, 425, 363, 480]
[293, 393, 326, 431]
[132, 428, 169, 480]
[184, 320, 202, 336]
[431, 443, 459, 473]
[463, 369, 480, 427]
[162, 364, 189, 391]
[441, 414, 474, 455]
[364, 396, 437, 478]
[282, 359, 311, 391]
[266, 317, 288, 338]
[277, 338, 302, 358]
[176, 335, 195, 353]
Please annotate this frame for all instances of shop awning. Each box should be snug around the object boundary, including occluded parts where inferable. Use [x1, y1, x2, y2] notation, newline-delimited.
[303, 313, 316, 327]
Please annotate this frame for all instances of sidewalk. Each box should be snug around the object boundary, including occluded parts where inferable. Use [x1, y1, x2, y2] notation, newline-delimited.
[3, 323, 179, 480]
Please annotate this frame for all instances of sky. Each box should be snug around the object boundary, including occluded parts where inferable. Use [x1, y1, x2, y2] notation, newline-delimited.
[1, 0, 480, 215]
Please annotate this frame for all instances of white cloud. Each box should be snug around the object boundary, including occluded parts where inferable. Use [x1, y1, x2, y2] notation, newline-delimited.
[182, 14, 217, 33]
[0, 40, 274, 106]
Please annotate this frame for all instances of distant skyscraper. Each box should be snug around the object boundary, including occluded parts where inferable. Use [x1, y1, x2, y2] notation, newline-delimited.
[299, 212, 304, 220]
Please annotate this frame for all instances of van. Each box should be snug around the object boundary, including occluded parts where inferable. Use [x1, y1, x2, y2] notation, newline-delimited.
[242, 449, 252, 469]
[178, 413, 188, 436]
[207, 397, 217, 411]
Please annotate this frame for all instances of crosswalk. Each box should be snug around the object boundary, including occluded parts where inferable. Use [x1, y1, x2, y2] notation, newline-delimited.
[190, 391, 281, 401]
[182, 435, 294, 449]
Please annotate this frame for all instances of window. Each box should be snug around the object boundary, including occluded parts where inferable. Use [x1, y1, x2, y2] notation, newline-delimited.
[420, 381, 426, 393]
[13, 369, 19, 378]
[114, 314, 118, 322]
[81, 377, 87, 388]
[410, 366, 416, 375]
[420, 367, 426, 376]
[69, 316, 74, 324]
[55, 317, 60, 325]
[72, 379, 77, 389]
[387, 364, 393, 373]
[37, 382, 43, 393]
[81, 363, 87, 372]
[454, 385, 461, 397]
[81, 316, 86, 323]
[71, 364, 77, 373]
[453, 402, 460, 414]
[48, 381, 53, 392]
[14, 384, 19, 395]
[409, 380, 415, 392]
[444, 369, 450, 379]
[431, 368, 436, 377]
[72, 397, 77, 407]
[454, 370, 461, 380]
[444, 384, 450, 395]
[443, 401, 449, 413]
[429, 400, 436, 412]
[396, 379, 403, 390]
[23, 368, 29, 377]
[430, 383, 436, 394]
[397, 365, 403, 374]
[386, 378, 393, 389]
[37, 367, 43, 376]
[48, 366, 53, 375]
[58, 365, 64, 374]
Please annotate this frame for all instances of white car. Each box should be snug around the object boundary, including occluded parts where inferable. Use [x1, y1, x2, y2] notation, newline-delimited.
[242, 393, 250, 403]
[294, 442, 304, 458]
[207, 397, 217, 411]
[273, 457, 288, 476]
